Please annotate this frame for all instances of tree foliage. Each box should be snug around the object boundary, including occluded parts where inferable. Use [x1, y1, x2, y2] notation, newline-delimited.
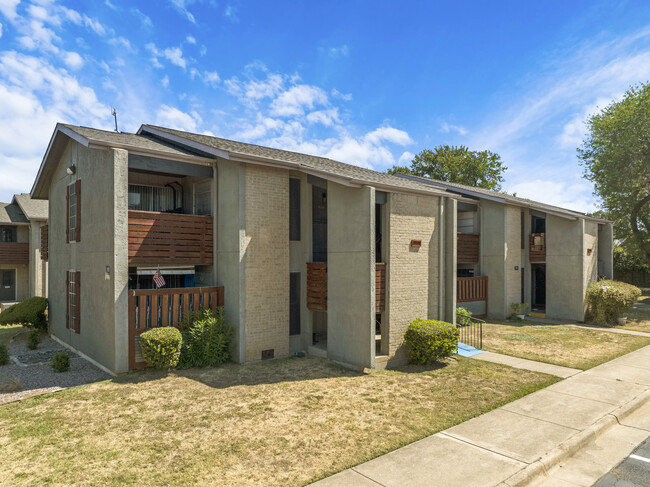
[579, 83, 650, 266]
[387, 145, 507, 190]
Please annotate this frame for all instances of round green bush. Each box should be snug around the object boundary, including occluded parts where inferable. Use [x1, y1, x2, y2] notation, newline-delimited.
[140, 327, 183, 370]
[26, 329, 41, 350]
[0, 344, 9, 366]
[404, 319, 459, 365]
[51, 352, 70, 372]
[586, 280, 641, 327]
[0, 297, 48, 330]
[456, 307, 472, 326]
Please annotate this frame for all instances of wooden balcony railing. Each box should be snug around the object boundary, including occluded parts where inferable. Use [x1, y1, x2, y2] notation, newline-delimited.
[457, 232, 480, 263]
[0, 242, 29, 265]
[529, 233, 545, 262]
[40, 224, 48, 261]
[306, 262, 386, 312]
[128, 286, 224, 369]
[457, 276, 488, 318]
[128, 210, 213, 265]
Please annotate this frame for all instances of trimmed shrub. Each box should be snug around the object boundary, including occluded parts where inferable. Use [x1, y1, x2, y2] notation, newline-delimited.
[0, 344, 9, 365]
[179, 307, 233, 368]
[456, 307, 472, 326]
[51, 352, 70, 372]
[404, 319, 459, 365]
[0, 297, 48, 330]
[140, 327, 183, 370]
[586, 280, 641, 327]
[510, 302, 529, 317]
[26, 329, 41, 350]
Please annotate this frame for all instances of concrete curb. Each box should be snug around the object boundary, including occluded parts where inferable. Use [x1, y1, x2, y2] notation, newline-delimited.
[503, 389, 650, 487]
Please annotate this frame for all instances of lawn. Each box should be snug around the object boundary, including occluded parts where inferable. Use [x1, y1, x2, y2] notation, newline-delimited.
[0, 356, 558, 486]
[0, 325, 24, 346]
[617, 287, 650, 333]
[482, 320, 650, 370]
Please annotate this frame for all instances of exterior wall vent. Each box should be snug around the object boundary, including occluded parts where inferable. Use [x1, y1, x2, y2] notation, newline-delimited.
[261, 349, 274, 360]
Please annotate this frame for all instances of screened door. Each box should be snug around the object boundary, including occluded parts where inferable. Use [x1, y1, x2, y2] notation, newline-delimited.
[0, 269, 16, 302]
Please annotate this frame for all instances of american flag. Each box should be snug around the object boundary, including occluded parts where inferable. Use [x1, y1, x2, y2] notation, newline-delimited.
[153, 272, 166, 289]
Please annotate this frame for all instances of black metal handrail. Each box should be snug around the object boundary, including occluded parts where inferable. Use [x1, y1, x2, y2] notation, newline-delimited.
[457, 315, 483, 349]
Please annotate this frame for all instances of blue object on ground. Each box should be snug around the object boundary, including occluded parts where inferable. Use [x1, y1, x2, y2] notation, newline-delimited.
[456, 342, 485, 357]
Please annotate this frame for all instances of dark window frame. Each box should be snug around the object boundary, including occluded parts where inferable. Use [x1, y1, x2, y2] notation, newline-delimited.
[0, 226, 16, 243]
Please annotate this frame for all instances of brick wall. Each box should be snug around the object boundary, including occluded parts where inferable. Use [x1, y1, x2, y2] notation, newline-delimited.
[244, 165, 290, 361]
[387, 193, 440, 361]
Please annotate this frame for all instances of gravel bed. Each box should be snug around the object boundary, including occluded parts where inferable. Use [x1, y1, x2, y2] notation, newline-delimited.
[0, 334, 112, 405]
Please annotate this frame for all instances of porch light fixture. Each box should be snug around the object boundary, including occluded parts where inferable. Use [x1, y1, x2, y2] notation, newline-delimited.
[66, 164, 76, 175]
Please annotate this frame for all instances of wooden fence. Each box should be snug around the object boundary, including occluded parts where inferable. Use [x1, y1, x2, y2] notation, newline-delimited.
[457, 276, 488, 318]
[457, 233, 480, 263]
[128, 210, 213, 266]
[375, 263, 386, 312]
[128, 286, 224, 369]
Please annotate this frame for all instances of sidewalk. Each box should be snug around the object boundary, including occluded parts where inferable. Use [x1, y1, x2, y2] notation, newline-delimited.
[311, 345, 650, 487]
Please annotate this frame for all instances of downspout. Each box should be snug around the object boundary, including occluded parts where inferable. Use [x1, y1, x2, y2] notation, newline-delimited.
[439, 196, 445, 321]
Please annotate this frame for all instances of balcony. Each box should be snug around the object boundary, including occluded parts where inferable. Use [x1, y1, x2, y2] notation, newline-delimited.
[128, 210, 213, 266]
[0, 242, 29, 265]
[306, 262, 386, 312]
[529, 233, 545, 262]
[457, 232, 480, 263]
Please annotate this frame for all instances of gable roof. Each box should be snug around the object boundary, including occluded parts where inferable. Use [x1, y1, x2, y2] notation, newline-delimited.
[396, 173, 609, 222]
[13, 193, 48, 221]
[138, 125, 454, 198]
[0, 202, 28, 224]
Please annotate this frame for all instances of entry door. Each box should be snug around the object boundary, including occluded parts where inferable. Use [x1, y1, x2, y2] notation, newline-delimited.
[0, 270, 16, 302]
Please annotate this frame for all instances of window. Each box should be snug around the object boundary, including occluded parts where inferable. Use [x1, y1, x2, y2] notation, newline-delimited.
[128, 184, 179, 212]
[67, 181, 80, 243]
[289, 272, 300, 335]
[66, 271, 80, 333]
[0, 226, 16, 242]
[289, 178, 301, 241]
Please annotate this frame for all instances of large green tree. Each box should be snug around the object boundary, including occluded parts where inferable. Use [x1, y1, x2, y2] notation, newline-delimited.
[387, 145, 507, 191]
[579, 83, 650, 266]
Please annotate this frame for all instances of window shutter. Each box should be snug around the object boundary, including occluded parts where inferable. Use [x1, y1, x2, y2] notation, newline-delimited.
[66, 271, 70, 328]
[75, 180, 81, 242]
[66, 185, 70, 244]
[75, 271, 81, 334]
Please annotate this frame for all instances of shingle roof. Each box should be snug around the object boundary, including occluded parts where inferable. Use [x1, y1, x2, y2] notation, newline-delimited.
[13, 193, 48, 221]
[139, 125, 452, 197]
[0, 202, 28, 224]
[62, 124, 204, 158]
[397, 174, 608, 221]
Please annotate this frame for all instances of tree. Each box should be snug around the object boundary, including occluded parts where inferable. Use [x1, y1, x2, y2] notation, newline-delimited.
[578, 83, 650, 266]
[387, 145, 507, 191]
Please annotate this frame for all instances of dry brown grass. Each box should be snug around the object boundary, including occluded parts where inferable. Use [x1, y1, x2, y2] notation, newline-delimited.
[482, 320, 650, 369]
[0, 356, 558, 486]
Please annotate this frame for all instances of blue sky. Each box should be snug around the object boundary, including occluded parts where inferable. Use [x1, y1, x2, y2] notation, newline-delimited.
[1, 0, 650, 210]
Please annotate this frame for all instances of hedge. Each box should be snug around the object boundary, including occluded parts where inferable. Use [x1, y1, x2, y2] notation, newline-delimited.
[586, 280, 641, 327]
[140, 327, 183, 370]
[0, 297, 48, 330]
[404, 319, 459, 365]
[178, 307, 233, 368]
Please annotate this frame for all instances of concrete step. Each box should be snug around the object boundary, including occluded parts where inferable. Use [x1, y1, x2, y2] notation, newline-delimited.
[307, 345, 327, 359]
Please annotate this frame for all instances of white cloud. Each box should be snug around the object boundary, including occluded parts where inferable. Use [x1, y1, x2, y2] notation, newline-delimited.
[0, 22, 3, 38]
[105, 0, 118, 11]
[306, 108, 340, 126]
[164, 47, 186, 69]
[0, 0, 20, 21]
[270, 85, 329, 117]
[130, 8, 153, 28]
[161, 76, 169, 88]
[109, 36, 134, 52]
[155, 104, 201, 132]
[440, 121, 468, 136]
[169, 0, 196, 23]
[224, 5, 239, 23]
[328, 45, 349, 58]
[186, 35, 196, 44]
[365, 126, 413, 145]
[507, 179, 597, 213]
[202, 71, 220, 87]
[398, 151, 414, 165]
[331, 88, 352, 101]
[63, 51, 84, 69]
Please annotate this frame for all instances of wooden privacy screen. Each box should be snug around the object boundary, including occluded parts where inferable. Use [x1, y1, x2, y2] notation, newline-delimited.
[128, 286, 224, 369]
[529, 233, 546, 262]
[457, 276, 488, 318]
[40, 224, 48, 261]
[0, 242, 29, 265]
[457, 233, 479, 263]
[128, 210, 213, 265]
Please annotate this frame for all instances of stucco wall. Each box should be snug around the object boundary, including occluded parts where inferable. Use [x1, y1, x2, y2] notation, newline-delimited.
[48, 140, 129, 372]
[0, 264, 28, 301]
[505, 205, 523, 313]
[386, 192, 440, 363]
[546, 216, 584, 321]
[583, 221, 599, 313]
[243, 164, 290, 362]
[598, 222, 614, 279]
[327, 184, 375, 368]
[481, 200, 507, 319]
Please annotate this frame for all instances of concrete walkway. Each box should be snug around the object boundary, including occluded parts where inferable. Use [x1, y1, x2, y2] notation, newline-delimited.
[472, 351, 581, 378]
[311, 345, 650, 487]
[522, 316, 650, 337]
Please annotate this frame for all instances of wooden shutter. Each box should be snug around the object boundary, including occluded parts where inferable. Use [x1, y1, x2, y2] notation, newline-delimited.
[74, 271, 81, 334]
[75, 180, 81, 242]
[65, 271, 70, 328]
[66, 185, 70, 244]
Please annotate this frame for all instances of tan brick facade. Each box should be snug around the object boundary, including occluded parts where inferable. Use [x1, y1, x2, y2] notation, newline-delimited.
[386, 193, 440, 361]
[243, 165, 290, 361]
